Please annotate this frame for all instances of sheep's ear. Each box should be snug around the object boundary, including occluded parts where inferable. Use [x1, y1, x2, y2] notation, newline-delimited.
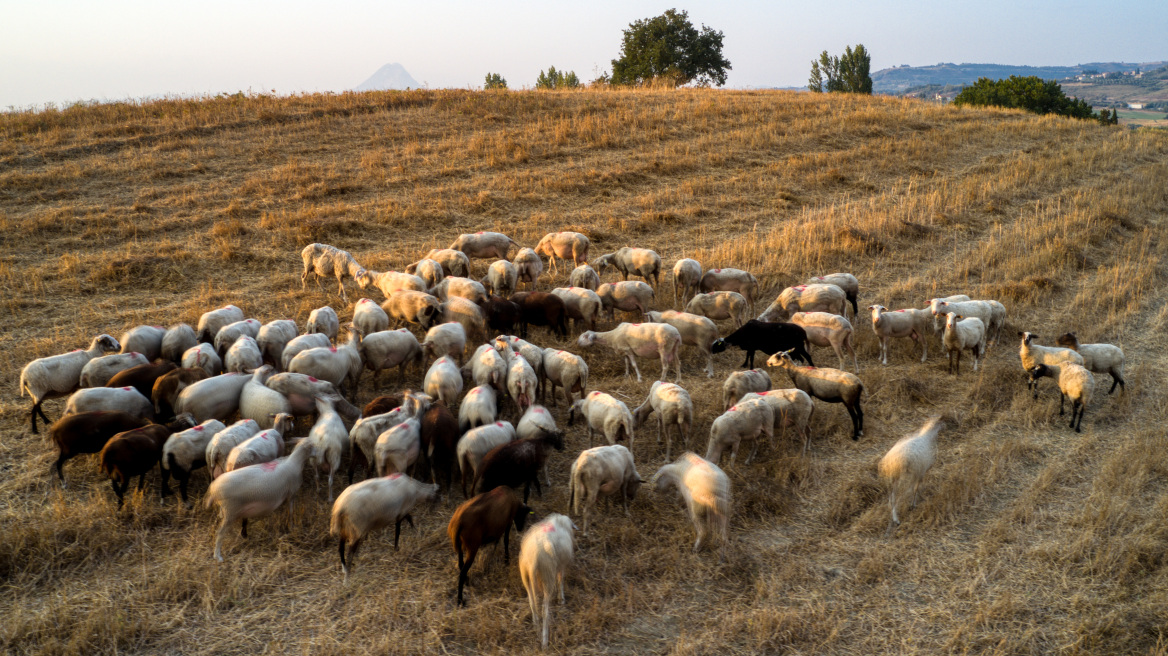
[1017, 331, 1024, 337]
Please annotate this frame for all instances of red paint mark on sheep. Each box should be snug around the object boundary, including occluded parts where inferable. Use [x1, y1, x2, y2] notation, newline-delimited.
[261, 461, 278, 471]
[329, 347, 337, 352]
[194, 426, 204, 431]
[542, 524, 555, 533]
[387, 472, 403, 479]
[496, 421, 504, 427]
[122, 387, 132, 391]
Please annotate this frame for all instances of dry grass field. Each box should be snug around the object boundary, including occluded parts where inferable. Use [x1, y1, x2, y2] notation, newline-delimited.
[2, 87, 1168, 655]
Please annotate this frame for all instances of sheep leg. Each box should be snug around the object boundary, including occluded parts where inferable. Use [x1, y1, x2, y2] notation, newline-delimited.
[1059, 393, 1066, 416]
[327, 468, 335, 503]
[111, 478, 125, 509]
[558, 570, 566, 604]
[53, 455, 67, 488]
[456, 546, 473, 606]
[241, 518, 249, 539]
[625, 351, 643, 383]
[338, 539, 349, 578]
[885, 490, 899, 537]
[745, 438, 760, 465]
[160, 466, 172, 500]
[523, 481, 532, 503]
[394, 517, 406, 549]
[742, 350, 753, 369]
[336, 275, 348, 303]
[213, 518, 233, 562]
[178, 473, 190, 506]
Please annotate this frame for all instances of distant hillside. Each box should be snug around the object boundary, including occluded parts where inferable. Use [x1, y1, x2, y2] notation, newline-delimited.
[354, 63, 420, 91]
[873, 61, 1165, 94]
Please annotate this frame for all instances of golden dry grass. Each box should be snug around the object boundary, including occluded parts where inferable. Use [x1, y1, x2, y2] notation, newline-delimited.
[2, 87, 1168, 655]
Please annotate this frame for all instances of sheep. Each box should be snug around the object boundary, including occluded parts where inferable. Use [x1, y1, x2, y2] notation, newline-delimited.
[473, 430, 566, 501]
[20, 334, 121, 434]
[238, 365, 291, 429]
[357, 269, 428, 298]
[513, 247, 544, 291]
[568, 264, 600, 291]
[651, 453, 731, 560]
[494, 335, 547, 390]
[595, 281, 654, 322]
[439, 296, 488, 344]
[182, 343, 223, 377]
[540, 348, 588, 407]
[705, 398, 775, 467]
[80, 352, 149, 388]
[421, 401, 460, 494]
[758, 284, 847, 322]
[740, 389, 815, 455]
[459, 385, 498, 432]
[363, 395, 402, 417]
[631, 381, 693, 461]
[214, 318, 262, 358]
[381, 290, 442, 330]
[264, 372, 360, 423]
[348, 393, 428, 482]
[506, 349, 540, 417]
[421, 322, 467, 365]
[360, 328, 423, 386]
[1055, 332, 1125, 394]
[509, 292, 569, 339]
[287, 326, 364, 396]
[721, 369, 772, 410]
[48, 411, 152, 487]
[568, 446, 641, 536]
[868, 305, 932, 365]
[422, 248, 471, 277]
[458, 421, 517, 497]
[485, 259, 519, 298]
[99, 414, 196, 509]
[152, 367, 208, 419]
[790, 311, 858, 372]
[449, 231, 520, 260]
[594, 247, 662, 288]
[174, 372, 252, 423]
[700, 268, 759, 315]
[672, 258, 702, 307]
[161, 323, 198, 364]
[1028, 363, 1096, 432]
[568, 391, 635, 452]
[550, 287, 603, 332]
[767, 349, 865, 441]
[255, 319, 299, 368]
[984, 300, 1007, 345]
[448, 486, 535, 606]
[408, 258, 445, 289]
[306, 306, 340, 342]
[686, 291, 749, 328]
[807, 273, 860, 318]
[711, 320, 813, 369]
[433, 276, 490, 306]
[160, 419, 226, 504]
[225, 413, 295, 473]
[924, 294, 972, 332]
[375, 416, 422, 477]
[517, 405, 561, 442]
[534, 231, 590, 273]
[577, 323, 682, 383]
[106, 361, 177, 401]
[64, 386, 154, 420]
[224, 335, 263, 374]
[466, 343, 508, 394]
[306, 396, 349, 500]
[942, 312, 987, 375]
[197, 305, 244, 343]
[424, 356, 464, 407]
[928, 299, 994, 339]
[279, 333, 332, 370]
[646, 310, 718, 378]
[205, 437, 317, 561]
[519, 513, 577, 649]
[301, 242, 367, 302]
[331, 473, 440, 579]
[204, 419, 261, 479]
[483, 295, 522, 335]
[878, 416, 945, 536]
[119, 325, 167, 361]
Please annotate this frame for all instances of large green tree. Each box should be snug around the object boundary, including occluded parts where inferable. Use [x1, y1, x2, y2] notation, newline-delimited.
[809, 44, 872, 94]
[953, 76, 1104, 121]
[535, 66, 580, 90]
[610, 9, 731, 87]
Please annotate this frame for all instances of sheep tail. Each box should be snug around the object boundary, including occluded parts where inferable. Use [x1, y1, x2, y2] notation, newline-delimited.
[18, 371, 29, 398]
[163, 451, 175, 471]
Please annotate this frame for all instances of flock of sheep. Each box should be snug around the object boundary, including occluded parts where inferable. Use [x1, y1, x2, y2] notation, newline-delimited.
[18, 230, 1128, 648]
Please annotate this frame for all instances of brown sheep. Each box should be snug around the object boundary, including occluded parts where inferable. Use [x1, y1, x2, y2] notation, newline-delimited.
[448, 486, 536, 606]
[48, 411, 152, 487]
[99, 414, 196, 509]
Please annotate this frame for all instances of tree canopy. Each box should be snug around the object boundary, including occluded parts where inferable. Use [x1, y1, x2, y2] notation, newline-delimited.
[610, 9, 731, 87]
[953, 76, 1114, 123]
[483, 72, 507, 90]
[535, 66, 580, 90]
[809, 44, 872, 94]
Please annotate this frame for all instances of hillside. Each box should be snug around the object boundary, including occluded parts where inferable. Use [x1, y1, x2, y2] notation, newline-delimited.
[1, 89, 1168, 655]
[354, 63, 421, 91]
[873, 60, 1166, 93]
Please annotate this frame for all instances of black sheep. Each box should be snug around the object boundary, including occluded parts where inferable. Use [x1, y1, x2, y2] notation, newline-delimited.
[712, 319, 814, 368]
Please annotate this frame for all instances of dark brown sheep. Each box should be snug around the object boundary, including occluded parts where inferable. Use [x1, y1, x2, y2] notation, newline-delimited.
[48, 411, 152, 487]
[447, 486, 535, 606]
[472, 430, 565, 502]
[510, 291, 569, 339]
[99, 414, 195, 508]
[151, 367, 209, 420]
[362, 395, 402, 418]
[107, 361, 178, 401]
[421, 402, 458, 495]
[483, 295, 522, 335]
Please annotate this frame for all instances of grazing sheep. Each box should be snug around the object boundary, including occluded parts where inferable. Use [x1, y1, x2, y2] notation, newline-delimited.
[408, 258, 445, 289]
[740, 390, 815, 455]
[348, 394, 427, 482]
[1028, 363, 1095, 432]
[152, 367, 209, 419]
[485, 259, 519, 298]
[569, 446, 641, 536]
[790, 311, 857, 372]
[331, 473, 440, 579]
[705, 398, 775, 467]
[205, 437, 317, 561]
[651, 453, 731, 560]
[631, 381, 693, 461]
[672, 258, 703, 308]
[214, 318, 262, 359]
[459, 385, 499, 432]
[439, 296, 488, 345]
[197, 305, 244, 343]
[174, 372, 252, 423]
[449, 231, 520, 260]
[161, 323, 198, 364]
[357, 270, 428, 298]
[448, 487, 535, 606]
[306, 306, 340, 342]
[510, 291, 570, 339]
[942, 313, 986, 374]
[868, 305, 931, 365]
[421, 401, 460, 494]
[924, 295, 972, 332]
[505, 348, 540, 417]
[287, 326, 364, 396]
[80, 352, 149, 388]
[160, 419, 226, 504]
[224, 335, 263, 374]
[517, 405, 561, 442]
[594, 247, 662, 288]
[710, 320, 812, 369]
[204, 419, 261, 479]
[534, 231, 590, 273]
[363, 395, 402, 417]
[99, 414, 196, 509]
[106, 361, 177, 401]
[519, 513, 577, 649]
[424, 356, 464, 407]
[48, 411, 151, 487]
[457, 421, 517, 497]
[577, 323, 682, 383]
[466, 343, 508, 394]
[595, 281, 654, 322]
[422, 248, 471, 277]
[301, 243, 367, 302]
[1018, 332, 1084, 397]
[381, 290, 442, 330]
[878, 416, 945, 536]
[279, 333, 332, 370]
[721, 369, 772, 411]
[422, 322, 467, 365]
[483, 295, 523, 335]
[264, 372, 360, 423]
[494, 335, 547, 389]
[255, 319, 299, 369]
[540, 348, 588, 407]
[984, 300, 1007, 345]
[473, 430, 566, 501]
[182, 343, 223, 377]
[700, 268, 758, 315]
[119, 325, 166, 361]
[767, 349, 864, 440]
[550, 287, 603, 332]
[433, 276, 490, 306]
[238, 365, 291, 429]
[360, 328, 423, 386]
[808, 273, 860, 318]
[568, 264, 600, 291]
[1055, 332, 1125, 394]
[64, 386, 153, 420]
[758, 284, 847, 322]
[513, 247, 544, 291]
[225, 413, 294, 473]
[308, 396, 350, 500]
[568, 391, 635, 453]
[647, 310, 718, 378]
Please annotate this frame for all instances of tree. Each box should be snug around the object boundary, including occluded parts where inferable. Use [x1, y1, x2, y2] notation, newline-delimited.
[610, 9, 731, 87]
[809, 44, 872, 94]
[484, 72, 507, 90]
[953, 76, 1105, 122]
[535, 66, 581, 90]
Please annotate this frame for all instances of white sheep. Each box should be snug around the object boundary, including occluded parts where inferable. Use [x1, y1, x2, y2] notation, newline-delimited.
[381, 290, 442, 330]
[409, 258, 445, 289]
[923, 294, 972, 332]
[433, 276, 490, 306]
[651, 453, 731, 560]
[739, 389, 815, 455]
[485, 259, 519, 297]
[301, 243, 367, 302]
[214, 318, 262, 358]
[264, 373, 359, 421]
[494, 335, 546, 390]
[306, 306, 340, 342]
[238, 365, 292, 429]
[807, 273, 860, 318]
[205, 436, 317, 561]
[224, 335, 263, 374]
[119, 325, 167, 361]
[160, 418, 226, 504]
[984, 300, 1007, 345]
[758, 284, 847, 322]
[868, 305, 931, 365]
[421, 248, 471, 277]
[279, 333, 331, 370]
[182, 343, 223, 377]
[505, 348, 539, 417]
[197, 305, 244, 343]
[360, 328, 423, 386]
[705, 398, 775, 467]
[550, 287, 603, 332]
[424, 356, 464, 407]
[456, 421, 517, 496]
[330, 473, 440, 580]
[700, 268, 758, 315]
[255, 319, 298, 368]
[569, 446, 641, 535]
[465, 343, 508, 394]
[878, 415, 945, 536]
[225, 413, 294, 472]
[766, 350, 865, 441]
[540, 348, 588, 407]
[646, 310, 718, 378]
[722, 369, 771, 411]
[79, 351, 149, 387]
[790, 311, 858, 372]
[449, 231, 520, 260]
[161, 323, 198, 364]
[174, 372, 252, 423]
[375, 417, 422, 476]
[513, 247, 544, 290]
[594, 247, 662, 288]
[307, 396, 349, 501]
[1055, 332, 1125, 394]
[685, 291, 749, 329]
[19, 333, 121, 434]
[672, 258, 702, 308]
[1028, 363, 1095, 432]
[459, 385, 499, 432]
[348, 394, 428, 481]
[534, 231, 590, 273]
[928, 299, 994, 339]
[64, 386, 153, 420]
[577, 323, 681, 383]
[422, 321, 467, 365]
[287, 326, 364, 396]
[943, 312, 986, 374]
[519, 513, 577, 649]
[568, 391, 635, 452]
[357, 269, 428, 298]
[205, 418, 261, 479]
[439, 296, 487, 345]
[631, 381, 693, 461]
[568, 263, 600, 291]
[517, 405, 561, 442]
[595, 281, 654, 322]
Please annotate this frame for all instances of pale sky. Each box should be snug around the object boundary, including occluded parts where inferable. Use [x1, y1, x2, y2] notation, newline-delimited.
[2, 0, 1166, 109]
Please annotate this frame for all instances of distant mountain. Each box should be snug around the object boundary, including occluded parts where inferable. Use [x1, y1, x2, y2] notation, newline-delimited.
[354, 63, 420, 91]
[873, 61, 1166, 94]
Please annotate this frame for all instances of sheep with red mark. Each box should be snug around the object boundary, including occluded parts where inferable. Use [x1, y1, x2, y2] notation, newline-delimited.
[767, 349, 864, 441]
[494, 335, 546, 392]
[80, 352, 149, 388]
[517, 405, 560, 442]
[331, 473, 440, 580]
[535, 231, 590, 273]
[449, 231, 520, 261]
[578, 322, 682, 383]
[434, 276, 490, 306]
[421, 248, 471, 277]
[711, 319, 813, 369]
[356, 269, 428, 298]
[540, 348, 588, 407]
[457, 421, 517, 497]
[224, 335, 262, 374]
[721, 369, 772, 411]
[758, 283, 848, 322]
[473, 430, 566, 502]
[632, 381, 693, 461]
[64, 386, 154, 420]
[685, 291, 749, 329]
[652, 453, 731, 560]
[422, 322, 467, 365]
[255, 319, 298, 369]
[306, 396, 349, 501]
[119, 325, 166, 361]
[550, 287, 603, 332]
[352, 298, 392, 336]
[595, 281, 654, 322]
[376, 416, 423, 477]
[99, 413, 196, 508]
[160, 419, 226, 504]
[204, 418, 261, 479]
[808, 273, 860, 318]
[700, 268, 758, 314]
[107, 361, 178, 402]
[705, 398, 775, 467]
[466, 343, 508, 394]
[594, 247, 662, 288]
[569, 445, 641, 536]
[152, 367, 209, 420]
[424, 356, 463, 407]
[510, 291, 569, 339]
[569, 264, 600, 291]
[868, 305, 932, 365]
[448, 486, 535, 606]
[740, 389, 815, 455]
[225, 413, 294, 472]
[349, 393, 427, 482]
[196, 305, 244, 344]
[236, 365, 291, 429]
[439, 296, 488, 345]
[484, 259, 519, 298]
[513, 248, 544, 291]
[287, 325, 364, 396]
[306, 306, 340, 342]
[569, 391, 635, 452]
[161, 323, 198, 364]
[790, 311, 858, 372]
[459, 385, 499, 432]
[214, 318, 262, 358]
[381, 290, 442, 330]
[361, 328, 423, 387]
[182, 343, 223, 377]
[519, 513, 578, 649]
[20, 334, 121, 434]
[505, 347, 539, 418]
[301, 243, 367, 302]
[48, 411, 152, 487]
[363, 395, 401, 417]
[406, 258, 445, 289]
[263, 372, 360, 423]
[647, 310, 718, 378]
[672, 258, 702, 307]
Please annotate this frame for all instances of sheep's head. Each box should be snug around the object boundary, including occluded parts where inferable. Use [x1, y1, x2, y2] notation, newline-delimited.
[353, 270, 373, 289]
[627, 471, 643, 500]
[577, 332, 597, 348]
[766, 349, 795, 368]
[515, 504, 537, 532]
[97, 334, 121, 352]
[167, 413, 197, 432]
[710, 338, 728, 354]
[1020, 331, 1037, 346]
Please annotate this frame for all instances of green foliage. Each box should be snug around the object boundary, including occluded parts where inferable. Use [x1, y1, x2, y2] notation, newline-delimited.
[610, 9, 731, 87]
[953, 76, 1108, 122]
[483, 73, 507, 90]
[535, 66, 580, 90]
[809, 44, 872, 94]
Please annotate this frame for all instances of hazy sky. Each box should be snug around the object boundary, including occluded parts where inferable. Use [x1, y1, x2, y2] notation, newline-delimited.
[2, 0, 1166, 109]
